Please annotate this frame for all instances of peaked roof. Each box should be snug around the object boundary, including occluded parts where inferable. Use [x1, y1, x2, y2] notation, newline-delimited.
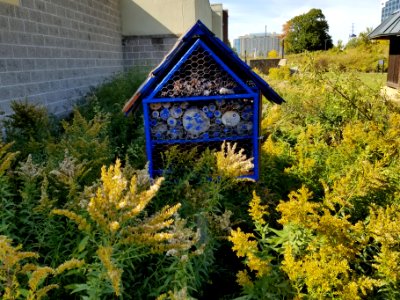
[369, 11, 400, 39]
[123, 20, 285, 114]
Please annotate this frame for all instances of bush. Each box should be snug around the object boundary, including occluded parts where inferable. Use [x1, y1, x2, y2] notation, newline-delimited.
[1, 57, 400, 299]
[3, 101, 59, 162]
[232, 60, 400, 299]
[267, 49, 279, 58]
[268, 66, 291, 80]
[285, 41, 389, 73]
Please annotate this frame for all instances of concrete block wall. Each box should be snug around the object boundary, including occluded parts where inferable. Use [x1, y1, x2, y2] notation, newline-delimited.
[249, 58, 280, 75]
[122, 35, 178, 71]
[0, 0, 124, 116]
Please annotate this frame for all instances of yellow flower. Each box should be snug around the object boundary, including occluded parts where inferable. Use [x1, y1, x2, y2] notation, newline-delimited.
[277, 186, 318, 226]
[373, 245, 400, 282]
[28, 267, 55, 292]
[55, 259, 85, 275]
[229, 227, 270, 278]
[215, 141, 254, 178]
[51, 209, 91, 232]
[109, 221, 120, 232]
[367, 204, 400, 246]
[33, 284, 59, 300]
[87, 159, 166, 234]
[97, 246, 123, 296]
[248, 191, 268, 225]
[236, 270, 253, 287]
[0, 235, 39, 269]
[247, 253, 270, 277]
[228, 228, 257, 258]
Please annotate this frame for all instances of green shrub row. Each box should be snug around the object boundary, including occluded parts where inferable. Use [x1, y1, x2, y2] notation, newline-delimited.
[286, 41, 389, 73]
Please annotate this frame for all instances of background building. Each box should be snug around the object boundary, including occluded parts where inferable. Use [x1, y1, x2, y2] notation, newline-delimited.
[235, 33, 282, 58]
[0, 0, 227, 116]
[381, 0, 400, 21]
[233, 38, 240, 54]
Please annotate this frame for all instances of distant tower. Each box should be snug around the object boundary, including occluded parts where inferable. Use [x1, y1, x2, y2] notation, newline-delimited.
[381, 0, 400, 21]
[349, 23, 356, 39]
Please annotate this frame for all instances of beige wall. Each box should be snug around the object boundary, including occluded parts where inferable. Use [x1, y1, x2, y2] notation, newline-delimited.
[121, 0, 222, 39]
[211, 4, 223, 40]
[194, 0, 213, 33]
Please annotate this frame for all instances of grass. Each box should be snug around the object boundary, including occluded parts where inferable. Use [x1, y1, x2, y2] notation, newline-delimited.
[357, 72, 386, 89]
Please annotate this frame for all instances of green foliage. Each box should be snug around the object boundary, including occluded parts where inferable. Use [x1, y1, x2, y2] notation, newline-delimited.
[283, 8, 333, 54]
[242, 58, 400, 299]
[1, 55, 400, 299]
[229, 192, 294, 299]
[286, 39, 389, 73]
[46, 110, 112, 188]
[3, 101, 58, 162]
[345, 28, 374, 49]
[0, 70, 149, 298]
[78, 69, 147, 164]
[145, 144, 257, 299]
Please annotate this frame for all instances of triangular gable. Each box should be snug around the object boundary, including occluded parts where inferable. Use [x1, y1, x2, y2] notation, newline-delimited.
[123, 20, 285, 114]
[146, 39, 253, 99]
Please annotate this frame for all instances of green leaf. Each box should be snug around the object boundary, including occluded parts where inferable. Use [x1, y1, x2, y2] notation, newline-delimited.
[78, 235, 90, 253]
[65, 283, 90, 294]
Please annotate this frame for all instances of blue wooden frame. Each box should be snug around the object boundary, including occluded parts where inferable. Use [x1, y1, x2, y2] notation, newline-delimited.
[143, 95, 260, 180]
[124, 21, 286, 182]
[142, 37, 261, 180]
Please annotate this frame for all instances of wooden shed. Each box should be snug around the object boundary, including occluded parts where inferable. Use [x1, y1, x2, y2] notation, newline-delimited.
[369, 11, 400, 88]
[123, 21, 284, 180]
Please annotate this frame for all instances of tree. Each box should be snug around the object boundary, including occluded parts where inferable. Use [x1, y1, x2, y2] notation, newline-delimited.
[282, 8, 333, 54]
[345, 28, 373, 49]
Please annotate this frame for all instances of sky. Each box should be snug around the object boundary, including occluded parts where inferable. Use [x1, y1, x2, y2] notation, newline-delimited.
[216, 0, 383, 45]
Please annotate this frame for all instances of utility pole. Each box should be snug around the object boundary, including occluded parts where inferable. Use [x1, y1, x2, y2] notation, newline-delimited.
[265, 25, 267, 56]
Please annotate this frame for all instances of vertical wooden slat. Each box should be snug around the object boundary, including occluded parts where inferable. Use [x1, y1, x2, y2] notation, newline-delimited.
[388, 37, 400, 88]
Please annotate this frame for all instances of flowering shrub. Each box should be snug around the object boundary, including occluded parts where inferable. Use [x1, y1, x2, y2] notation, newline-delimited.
[51, 159, 199, 298]
[228, 59, 400, 299]
[1, 62, 399, 299]
[0, 235, 84, 300]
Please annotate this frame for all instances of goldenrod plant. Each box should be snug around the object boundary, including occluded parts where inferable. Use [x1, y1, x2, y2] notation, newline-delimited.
[215, 141, 254, 179]
[230, 184, 400, 299]
[0, 143, 19, 245]
[1, 57, 399, 299]
[229, 191, 294, 299]
[0, 235, 84, 300]
[0, 142, 18, 177]
[267, 49, 279, 59]
[52, 159, 198, 298]
[229, 58, 400, 298]
[46, 109, 112, 184]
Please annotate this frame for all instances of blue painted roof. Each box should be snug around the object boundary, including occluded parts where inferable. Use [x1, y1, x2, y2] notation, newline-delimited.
[123, 20, 285, 114]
